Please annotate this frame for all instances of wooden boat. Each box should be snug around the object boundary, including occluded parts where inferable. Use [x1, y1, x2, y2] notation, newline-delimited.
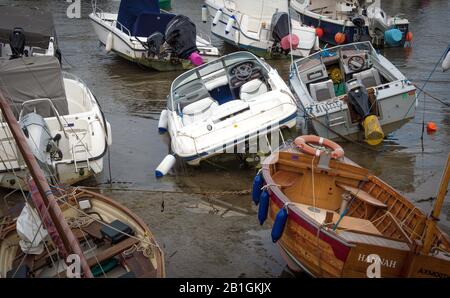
[0, 91, 164, 278]
[253, 136, 450, 277]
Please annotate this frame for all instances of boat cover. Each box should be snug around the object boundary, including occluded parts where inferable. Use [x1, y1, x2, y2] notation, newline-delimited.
[0, 6, 56, 49]
[118, 0, 160, 33]
[0, 56, 69, 118]
[164, 15, 198, 59]
[271, 12, 290, 42]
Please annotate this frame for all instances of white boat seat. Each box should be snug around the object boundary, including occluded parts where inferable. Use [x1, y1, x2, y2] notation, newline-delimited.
[309, 79, 335, 102]
[182, 97, 218, 125]
[239, 79, 268, 101]
[353, 68, 381, 88]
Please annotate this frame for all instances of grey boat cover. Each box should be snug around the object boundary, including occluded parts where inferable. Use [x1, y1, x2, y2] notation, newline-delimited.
[0, 56, 69, 118]
[0, 6, 56, 49]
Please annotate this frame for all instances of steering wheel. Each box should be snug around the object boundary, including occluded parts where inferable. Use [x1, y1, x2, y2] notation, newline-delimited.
[234, 63, 253, 81]
[347, 55, 366, 71]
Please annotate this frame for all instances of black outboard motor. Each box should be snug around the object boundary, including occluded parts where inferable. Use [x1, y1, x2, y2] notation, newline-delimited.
[164, 15, 198, 59]
[147, 32, 165, 56]
[351, 15, 371, 42]
[346, 79, 371, 118]
[9, 27, 26, 59]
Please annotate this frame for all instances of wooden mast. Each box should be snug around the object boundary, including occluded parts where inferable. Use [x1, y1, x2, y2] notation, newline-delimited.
[422, 153, 450, 254]
[0, 91, 93, 278]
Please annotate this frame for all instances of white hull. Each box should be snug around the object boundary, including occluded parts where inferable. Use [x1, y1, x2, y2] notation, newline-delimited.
[89, 12, 220, 67]
[0, 74, 111, 190]
[205, 0, 316, 58]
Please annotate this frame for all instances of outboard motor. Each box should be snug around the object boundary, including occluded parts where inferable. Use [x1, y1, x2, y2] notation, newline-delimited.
[164, 15, 203, 65]
[345, 79, 384, 145]
[9, 27, 26, 59]
[147, 32, 165, 57]
[351, 15, 370, 42]
[270, 12, 299, 55]
[19, 113, 62, 179]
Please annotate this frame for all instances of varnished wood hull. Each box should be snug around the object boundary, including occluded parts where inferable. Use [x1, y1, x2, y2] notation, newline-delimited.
[262, 149, 450, 278]
[0, 188, 165, 278]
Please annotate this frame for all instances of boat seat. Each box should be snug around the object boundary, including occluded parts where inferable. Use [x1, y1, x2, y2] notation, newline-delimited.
[309, 79, 335, 102]
[239, 79, 268, 101]
[353, 68, 381, 88]
[87, 237, 139, 267]
[336, 183, 387, 208]
[182, 97, 218, 125]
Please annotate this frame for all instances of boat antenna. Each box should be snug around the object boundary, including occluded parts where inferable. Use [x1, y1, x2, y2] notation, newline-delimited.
[0, 90, 93, 278]
[422, 153, 450, 254]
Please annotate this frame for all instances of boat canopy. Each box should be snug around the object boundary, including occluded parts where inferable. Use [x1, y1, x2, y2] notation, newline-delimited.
[0, 6, 56, 49]
[0, 56, 69, 118]
[117, 0, 175, 37]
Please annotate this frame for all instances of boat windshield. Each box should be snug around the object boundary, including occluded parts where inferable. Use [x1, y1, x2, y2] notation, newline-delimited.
[169, 51, 267, 111]
[294, 41, 379, 72]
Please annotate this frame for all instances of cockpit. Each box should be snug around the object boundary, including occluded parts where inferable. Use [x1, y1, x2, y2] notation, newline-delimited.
[294, 42, 391, 103]
[169, 52, 273, 125]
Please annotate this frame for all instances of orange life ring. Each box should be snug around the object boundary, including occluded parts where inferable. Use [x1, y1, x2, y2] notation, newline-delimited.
[294, 135, 344, 159]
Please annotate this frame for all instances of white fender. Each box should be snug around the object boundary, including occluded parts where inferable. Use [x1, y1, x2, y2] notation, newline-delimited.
[155, 154, 176, 178]
[105, 32, 113, 52]
[225, 15, 235, 34]
[158, 109, 168, 134]
[201, 5, 208, 23]
[106, 121, 112, 146]
[314, 36, 320, 51]
[442, 49, 450, 72]
[212, 9, 222, 26]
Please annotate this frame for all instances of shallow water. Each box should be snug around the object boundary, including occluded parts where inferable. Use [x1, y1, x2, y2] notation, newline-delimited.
[0, 0, 449, 277]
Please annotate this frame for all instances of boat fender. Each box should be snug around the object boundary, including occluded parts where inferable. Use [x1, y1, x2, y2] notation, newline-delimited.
[258, 190, 270, 225]
[315, 27, 324, 38]
[314, 36, 320, 51]
[105, 32, 113, 53]
[225, 15, 235, 34]
[189, 52, 204, 66]
[405, 31, 413, 42]
[271, 206, 288, 243]
[334, 32, 346, 45]
[202, 5, 208, 23]
[158, 110, 168, 134]
[442, 48, 450, 72]
[252, 173, 264, 205]
[212, 9, 222, 26]
[384, 29, 402, 46]
[155, 154, 176, 178]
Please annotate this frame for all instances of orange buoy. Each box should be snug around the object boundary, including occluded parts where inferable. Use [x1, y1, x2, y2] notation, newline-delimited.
[405, 31, 413, 42]
[315, 27, 324, 38]
[334, 32, 346, 45]
[427, 122, 437, 133]
[294, 135, 344, 159]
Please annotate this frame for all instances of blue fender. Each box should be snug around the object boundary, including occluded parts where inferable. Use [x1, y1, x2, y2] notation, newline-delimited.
[271, 207, 288, 243]
[258, 190, 270, 225]
[384, 28, 402, 45]
[252, 173, 264, 205]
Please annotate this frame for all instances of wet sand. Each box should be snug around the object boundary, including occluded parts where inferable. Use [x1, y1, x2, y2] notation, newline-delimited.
[0, 0, 449, 277]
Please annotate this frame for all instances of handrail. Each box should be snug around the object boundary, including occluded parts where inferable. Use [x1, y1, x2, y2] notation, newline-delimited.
[19, 98, 68, 138]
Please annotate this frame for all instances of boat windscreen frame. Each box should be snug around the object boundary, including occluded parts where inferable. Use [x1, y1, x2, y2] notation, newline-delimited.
[168, 51, 269, 111]
[292, 41, 379, 76]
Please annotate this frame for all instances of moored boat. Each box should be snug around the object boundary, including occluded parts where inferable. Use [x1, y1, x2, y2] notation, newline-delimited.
[252, 137, 450, 277]
[290, 41, 417, 145]
[156, 51, 298, 174]
[0, 56, 111, 189]
[203, 0, 318, 58]
[89, 0, 219, 72]
[290, 0, 412, 48]
[0, 90, 164, 278]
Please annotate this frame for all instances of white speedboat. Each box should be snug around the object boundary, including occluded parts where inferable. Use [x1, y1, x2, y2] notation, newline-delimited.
[156, 51, 298, 174]
[89, 0, 220, 72]
[290, 0, 412, 48]
[203, 0, 318, 58]
[290, 41, 417, 145]
[0, 56, 112, 189]
[0, 6, 61, 60]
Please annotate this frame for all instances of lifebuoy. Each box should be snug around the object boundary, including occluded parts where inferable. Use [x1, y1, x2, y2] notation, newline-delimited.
[294, 135, 344, 159]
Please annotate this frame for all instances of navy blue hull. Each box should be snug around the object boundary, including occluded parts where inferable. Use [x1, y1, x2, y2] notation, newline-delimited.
[297, 12, 408, 47]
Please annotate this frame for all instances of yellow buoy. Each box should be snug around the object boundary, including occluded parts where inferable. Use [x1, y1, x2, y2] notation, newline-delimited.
[363, 115, 384, 145]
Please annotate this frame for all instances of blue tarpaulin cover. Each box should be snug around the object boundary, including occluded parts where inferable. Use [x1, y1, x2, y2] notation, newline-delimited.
[117, 0, 160, 34]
